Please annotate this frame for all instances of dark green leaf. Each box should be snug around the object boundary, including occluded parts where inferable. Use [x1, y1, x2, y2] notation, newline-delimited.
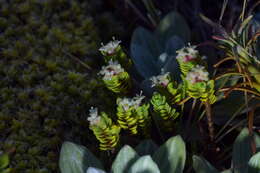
[232, 128, 253, 173]
[130, 43, 160, 79]
[135, 140, 158, 156]
[155, 11, 190, 44]
[131, 27, 163, 61]
[192, 155, 220, 173]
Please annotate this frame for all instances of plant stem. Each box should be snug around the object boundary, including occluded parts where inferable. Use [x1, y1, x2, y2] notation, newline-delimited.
[205, 100, 214, 142]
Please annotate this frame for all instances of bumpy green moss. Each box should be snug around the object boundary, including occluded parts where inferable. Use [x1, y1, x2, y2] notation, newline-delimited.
[0, 0, 121, 172]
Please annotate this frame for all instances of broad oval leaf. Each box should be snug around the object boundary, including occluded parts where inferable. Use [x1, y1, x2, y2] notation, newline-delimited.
[112, 145, 139, 173]
[59, 142, 103, 173]
[86, 167, 106, 173]
[131, 27, 163, 60]
[152, 135, 186, 173]
[165, 36, 184, 56]
[135, 140, 158, 156]
[248, 152, 260, 173]
[155, 11, 190, 44]
[232, 128, 253, 173]
[162, 36, 184, 81]
[130, 43, 160, 79]
[192, 155, 220, 173]
[128, 155, 160, 173]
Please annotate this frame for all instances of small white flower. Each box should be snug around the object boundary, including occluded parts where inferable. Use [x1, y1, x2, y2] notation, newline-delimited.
[132, 91, 145, 108]
[98, 60, 125, 80]
[99, 37, 121, 55]
[186, 65, 209, 84]
[176, 45, 199, 62]
[118, 97, 134, 111]
[88, 107, 101, 126]
[118, 91, 145, 110]
[150, 72, 170, 87]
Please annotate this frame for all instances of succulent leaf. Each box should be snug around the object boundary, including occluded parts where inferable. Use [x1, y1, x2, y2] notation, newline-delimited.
[192, 155, 220, 173]
[152, 135, 186, 173]
[128, 156, 160, 173]
[155, 11, 190, 44]
[59, 142, 104, 173]
[111, 145, 139, 173]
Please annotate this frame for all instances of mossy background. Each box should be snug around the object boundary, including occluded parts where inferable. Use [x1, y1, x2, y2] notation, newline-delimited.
[0, 0, 128, 172]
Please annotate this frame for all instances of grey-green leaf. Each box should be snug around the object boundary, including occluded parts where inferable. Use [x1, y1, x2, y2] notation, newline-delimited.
[128, 156, 160, 173]
[112, 145, 139, 173]
[248, 152, 260, 173]
[86, 167, 106, 173]
[192, 155, 220, 173]
[135, 140, 158, 156]
[155, 11, 190, 44]
[152, 135, 186, 173]
[59, 142, 103, 173]
[165, 36, 184, 56]
[131, 27, 162, 62]
[130, 43, 160, 79]
[232, 128, 253, 173]
[221, 170, 232, 173]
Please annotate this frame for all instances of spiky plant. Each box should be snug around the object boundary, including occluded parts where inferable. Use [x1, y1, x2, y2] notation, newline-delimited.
[150, 92, 180, 131]
[88, 108, 121, 151]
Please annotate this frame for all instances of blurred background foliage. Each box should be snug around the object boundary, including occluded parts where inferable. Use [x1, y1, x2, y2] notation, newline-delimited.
[0, 0, 128, 172]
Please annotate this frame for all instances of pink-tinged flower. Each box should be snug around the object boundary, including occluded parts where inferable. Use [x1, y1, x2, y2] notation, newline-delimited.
[186, 65, 209, 84]
[98, 60, 125, 80]
[150, 72, 170, 87]
[176, 45, 199, 62]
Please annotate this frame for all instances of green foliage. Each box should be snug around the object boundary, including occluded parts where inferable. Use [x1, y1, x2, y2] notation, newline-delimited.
[0, 154, 11, 173]
[206, 12, 260, 92]
[59, 142, 104, 173]
[103, 72, 132, 94]
[59, 135, 186, 173]
[116, 97, 150, 135]
[0, 0, 122, 172]
[185, 79, 217, 104]
[193, 128, 260, 173]
[151, 92, 180, 131]
[89, 112, 121, 151]
[130, 11, 188, 84]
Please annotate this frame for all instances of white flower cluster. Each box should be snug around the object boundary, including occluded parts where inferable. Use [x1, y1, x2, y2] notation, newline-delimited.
[150, 72, 170, 87]
[118, 91, 145, 111]
[99, 38, 121, 55]
[88, 107, 101, 126]
[185, 65, 209, 84]
[98, 60, 125, 80]
[176, 45, 199, 62]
